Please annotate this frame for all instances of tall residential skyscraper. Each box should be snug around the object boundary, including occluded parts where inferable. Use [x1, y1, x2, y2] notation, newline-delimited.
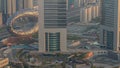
[1, 0, 33, 24]
[0, 0, 2, 12]
[38, 0, 67, 52]
[100, 0, 120, 51]
[16, 0, 33, 10]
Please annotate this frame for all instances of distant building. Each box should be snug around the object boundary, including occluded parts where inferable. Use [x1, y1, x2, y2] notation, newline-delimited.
[0, 0, 33, 24]
[33, 0, 38, 7]
[0, 13, 2, 26]
[67, 0, 101, 23]
[38, 0, 67, 52]
[67, 0, 74, 9]
[100, 0, 120, 51]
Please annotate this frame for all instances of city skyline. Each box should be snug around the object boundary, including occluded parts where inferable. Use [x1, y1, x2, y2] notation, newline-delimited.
[0, 0, 120, 68]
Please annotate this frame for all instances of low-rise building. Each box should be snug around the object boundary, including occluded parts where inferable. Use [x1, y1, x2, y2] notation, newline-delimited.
[0, 58, 9, 68]
[108, 51, 120, 61]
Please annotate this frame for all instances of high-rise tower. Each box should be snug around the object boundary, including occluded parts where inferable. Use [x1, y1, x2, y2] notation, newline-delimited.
[38, 0, 67, 52]
[100, 0, 120, 51]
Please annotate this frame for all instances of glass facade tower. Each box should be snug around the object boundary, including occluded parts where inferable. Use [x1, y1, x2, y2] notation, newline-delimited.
[44, 0, 66, 28]
[39, 0, 67, 52]
[100, 0, 120, 51]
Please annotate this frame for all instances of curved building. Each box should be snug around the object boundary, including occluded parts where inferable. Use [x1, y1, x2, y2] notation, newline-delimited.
[7, 9, 39, 36]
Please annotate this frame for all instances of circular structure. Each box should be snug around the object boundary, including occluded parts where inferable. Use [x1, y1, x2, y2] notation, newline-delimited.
[7, 9, 39, 36]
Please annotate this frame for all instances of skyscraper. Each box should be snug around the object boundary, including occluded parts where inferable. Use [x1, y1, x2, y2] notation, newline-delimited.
[100, 0, 120, 51]
[16, 0, 33, 10]
[0, 0, 2, 12]
[1, 0, 33, 24]
[38, 0, 67, 52]
[1, 0, 16, 24]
